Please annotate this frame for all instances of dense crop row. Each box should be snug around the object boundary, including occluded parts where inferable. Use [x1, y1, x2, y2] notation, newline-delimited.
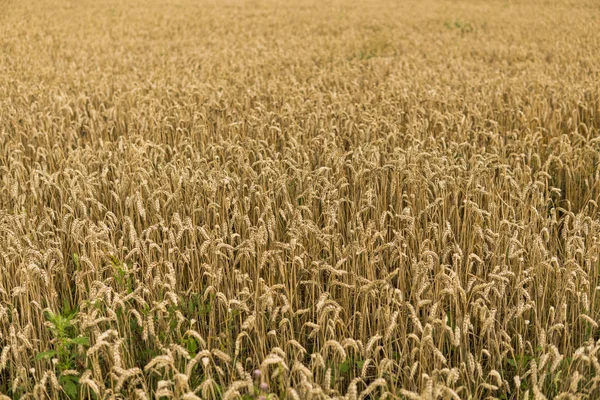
[1, 0, 600, 398]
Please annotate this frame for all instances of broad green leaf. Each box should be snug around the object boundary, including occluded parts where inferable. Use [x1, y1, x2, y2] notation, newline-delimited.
[36, 350, 57, 360]
[339, 360, 351, 374]
[69, 336, 90, 346]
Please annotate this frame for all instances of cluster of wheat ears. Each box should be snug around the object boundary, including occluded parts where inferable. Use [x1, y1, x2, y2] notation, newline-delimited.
[1, 0, 600, 399]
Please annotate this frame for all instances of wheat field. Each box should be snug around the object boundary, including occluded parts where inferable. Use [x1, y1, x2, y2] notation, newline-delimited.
[1, 0, 600, 399]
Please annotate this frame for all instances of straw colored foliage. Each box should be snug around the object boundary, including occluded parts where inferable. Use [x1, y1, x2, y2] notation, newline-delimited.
[1, 0, 600, 398]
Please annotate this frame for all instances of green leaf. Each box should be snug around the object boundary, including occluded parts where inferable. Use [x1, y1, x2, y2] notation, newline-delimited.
[69, 336, 90, 346]
[60, 375, 79, 400]
[36, 350, 57, 360]
[339, 360, 351, 374]
[186, 338, 198, 356]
